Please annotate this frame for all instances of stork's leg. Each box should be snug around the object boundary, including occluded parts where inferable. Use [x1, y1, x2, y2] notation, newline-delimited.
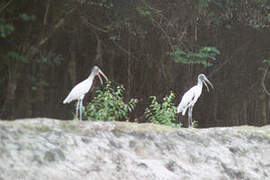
[188, 106, 193, 128]
[187, 107, 191, 128]
[178, 114, 181, 126]
[79, 98, 83, 121]
[76, 100, 80, 120]
[79, 96, 84, 121]
[190, 106, 193, 128]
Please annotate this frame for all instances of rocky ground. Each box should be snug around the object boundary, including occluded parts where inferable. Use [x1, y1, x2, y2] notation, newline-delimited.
[0, 118, 269, 180]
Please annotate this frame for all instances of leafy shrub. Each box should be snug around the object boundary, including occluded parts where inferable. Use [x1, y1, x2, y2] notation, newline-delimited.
[145, 92, 181, 127]
[84, 81, 138, 121]
[168, 46, 220, 67]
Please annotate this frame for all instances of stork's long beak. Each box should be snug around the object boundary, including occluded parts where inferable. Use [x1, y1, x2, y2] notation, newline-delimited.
[203, 77, 214, 92]
[97, 74, 103, 84]
[97, 69, 108, 84]
[203, 80, 210, 92]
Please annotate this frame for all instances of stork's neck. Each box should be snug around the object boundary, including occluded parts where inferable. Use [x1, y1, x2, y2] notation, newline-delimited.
[87, 73, 96, 82]
[197, 79, 203, 88]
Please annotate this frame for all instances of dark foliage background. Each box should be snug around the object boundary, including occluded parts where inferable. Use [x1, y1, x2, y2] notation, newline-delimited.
[1, 0, 270, 127]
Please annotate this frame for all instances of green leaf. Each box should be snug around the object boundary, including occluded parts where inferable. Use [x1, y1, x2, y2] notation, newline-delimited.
[263, 59, 270, 66]
[109, 36, 117, 41]
[136, 6, 152, 18]
[19, 13, 33, 21]
[6, 51, 29, 63]
[39, 80, 49, 87]
[0, 19, 14, 38]
[32, 86, 37, 91]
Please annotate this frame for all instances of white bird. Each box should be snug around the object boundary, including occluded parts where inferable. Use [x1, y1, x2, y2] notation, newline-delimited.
[177, 74, 213, 128]
[63, 66, 108, 121]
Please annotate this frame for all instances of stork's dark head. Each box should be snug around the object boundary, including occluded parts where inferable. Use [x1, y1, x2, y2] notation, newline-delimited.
[91, 66, 99, 74]
[90, 66, 108, 84]
[198, 74, 214, 92]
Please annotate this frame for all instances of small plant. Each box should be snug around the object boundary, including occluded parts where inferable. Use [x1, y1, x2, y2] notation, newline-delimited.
[192, 120, 198, 128]
[84, 81, 138, 121]
[145, 92, 181, 128]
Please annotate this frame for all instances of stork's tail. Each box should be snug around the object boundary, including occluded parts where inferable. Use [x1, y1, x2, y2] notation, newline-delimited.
[177, 105, 182, 113]
[177, 106, 187, 116]
[63, 96, 70, 104]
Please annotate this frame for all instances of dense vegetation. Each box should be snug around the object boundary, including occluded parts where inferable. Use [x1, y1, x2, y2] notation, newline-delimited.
[1, 0, 270, 127]
[84, 81, 137, 121]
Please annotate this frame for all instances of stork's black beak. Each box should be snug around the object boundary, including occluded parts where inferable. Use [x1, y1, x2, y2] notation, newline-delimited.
[203, 77, 214, 92]
[97, 69, 108, 84]
[97, 73, 103, 84]
[203, 80, 210, 92]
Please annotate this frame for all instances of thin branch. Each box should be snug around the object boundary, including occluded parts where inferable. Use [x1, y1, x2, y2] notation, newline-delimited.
[0, 0, 13, 14]
[112, 41, 130, 55]
[142, 1, 174, 51]
[93, 31, 103, 64]
[80, 15, 140, 62]
[151, 18, 174, 51]
[41, 0, 51, 40]
[38, 8, 76, 47]
[261, 66, 270, 96]
[81, 16, 108, 33]
[43, 0, 51, 26]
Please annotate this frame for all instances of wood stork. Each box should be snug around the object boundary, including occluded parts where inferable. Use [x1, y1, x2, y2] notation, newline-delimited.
[63, 66, 108, 121]
[177, 74, 213, 128]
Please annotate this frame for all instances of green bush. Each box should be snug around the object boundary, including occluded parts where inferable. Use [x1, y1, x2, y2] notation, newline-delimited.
[145, 92, 181, 128]
[168, 46, 220, 67]
[83, 81, 137, 121]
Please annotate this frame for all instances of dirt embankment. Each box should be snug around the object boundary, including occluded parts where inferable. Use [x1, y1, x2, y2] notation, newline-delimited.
[0, 118, 269, 180]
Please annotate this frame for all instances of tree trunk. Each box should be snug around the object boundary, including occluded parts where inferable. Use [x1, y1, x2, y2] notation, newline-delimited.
[1, 75, 17, 119]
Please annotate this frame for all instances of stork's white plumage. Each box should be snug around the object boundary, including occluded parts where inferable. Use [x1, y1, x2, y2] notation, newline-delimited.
[177, 74, 213, 128]
[63, 66, 108, 121]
